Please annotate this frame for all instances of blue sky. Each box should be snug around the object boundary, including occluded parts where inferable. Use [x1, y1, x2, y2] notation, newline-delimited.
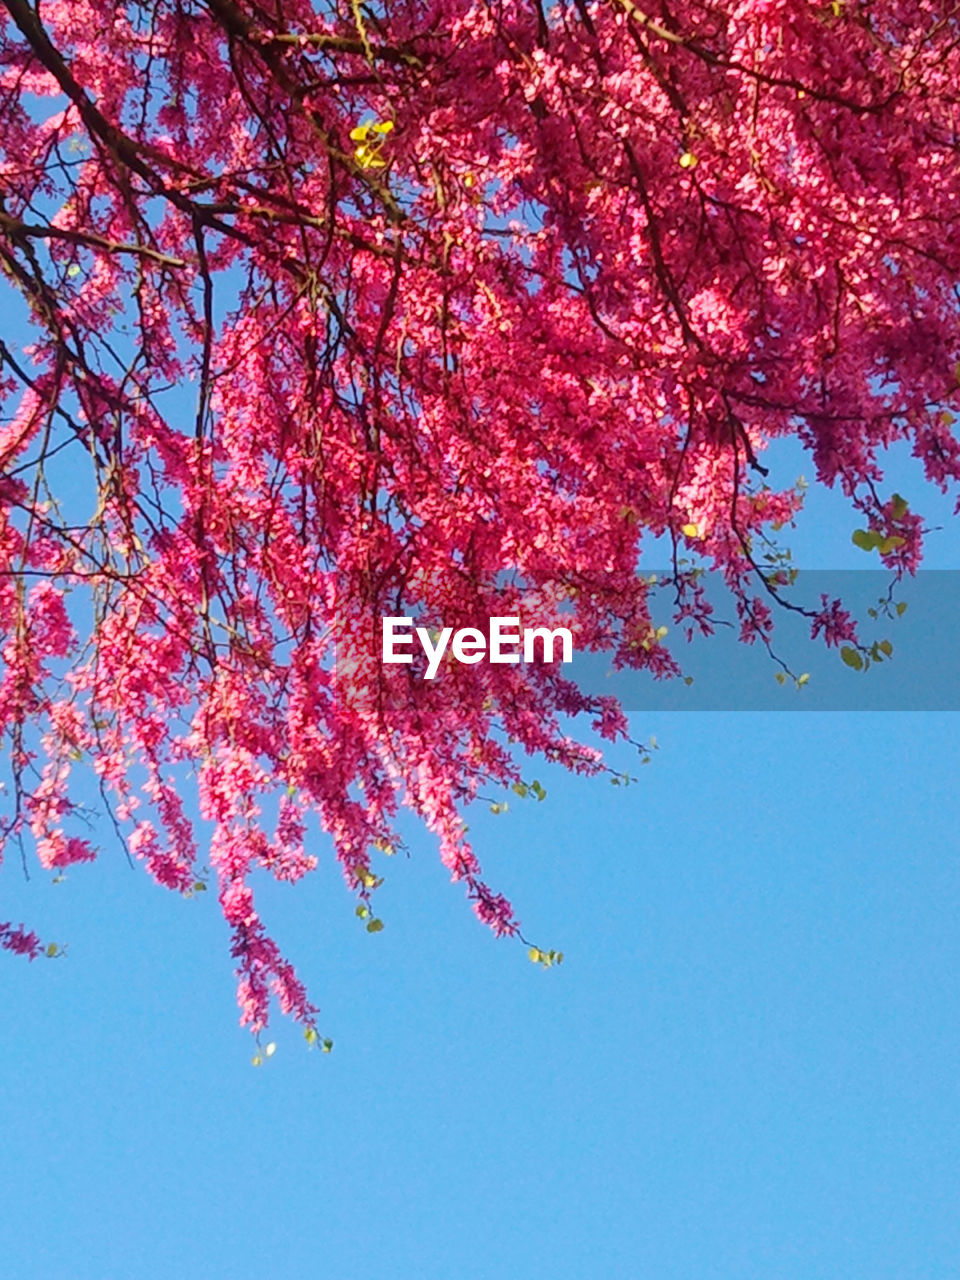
[1, 434, 959, 1278]
[2, 711, 959, 1279]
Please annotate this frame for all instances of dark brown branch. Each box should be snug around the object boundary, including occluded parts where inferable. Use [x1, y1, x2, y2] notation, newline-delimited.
[0, 212, 187, 268]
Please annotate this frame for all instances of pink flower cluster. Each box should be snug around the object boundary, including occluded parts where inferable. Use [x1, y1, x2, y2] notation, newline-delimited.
[0, 0, 957, 1034]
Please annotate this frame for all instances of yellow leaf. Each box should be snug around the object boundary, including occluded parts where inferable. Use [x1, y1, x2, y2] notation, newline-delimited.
[679, 152, 698, 169]
[355, 145, 386, 169]
[372, 120, 394, 134]
[349, 124, 371, 141]
[680, 522, 699, 538]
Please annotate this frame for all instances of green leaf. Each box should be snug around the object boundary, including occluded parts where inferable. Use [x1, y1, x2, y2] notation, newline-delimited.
[891, 493, 909, 519]
[852, 528, 882, 552]
[774, 671, 787, 686]
[796, 672, 810, 686]
[840, 645, 864, 671]
[896, 600, 908, 616]
[366, 918, 384, 933]
[878, 535, 906, 555]
[878, 639, 893, 657]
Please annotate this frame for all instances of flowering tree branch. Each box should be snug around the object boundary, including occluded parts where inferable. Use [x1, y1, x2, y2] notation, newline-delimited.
[0, 0, 958, 1038]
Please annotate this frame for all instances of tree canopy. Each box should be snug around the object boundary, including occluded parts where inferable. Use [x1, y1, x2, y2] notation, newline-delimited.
[1, 0, 958, 1036]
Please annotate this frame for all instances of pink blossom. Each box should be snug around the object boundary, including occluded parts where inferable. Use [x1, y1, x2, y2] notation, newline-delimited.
[0, 0, 957, 1037]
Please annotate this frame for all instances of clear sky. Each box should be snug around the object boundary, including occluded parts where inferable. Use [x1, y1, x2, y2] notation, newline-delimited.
[1, 444, 959, 1278]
